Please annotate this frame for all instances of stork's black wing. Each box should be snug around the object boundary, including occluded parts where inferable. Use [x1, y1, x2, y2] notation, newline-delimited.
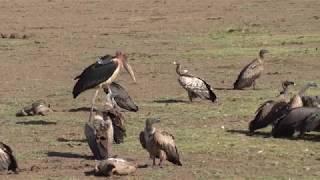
[104, 82, 139, 112]
[73, 55, 117, 98]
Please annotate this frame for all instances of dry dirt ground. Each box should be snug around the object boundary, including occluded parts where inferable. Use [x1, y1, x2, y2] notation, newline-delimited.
[0, 0, 320, 179]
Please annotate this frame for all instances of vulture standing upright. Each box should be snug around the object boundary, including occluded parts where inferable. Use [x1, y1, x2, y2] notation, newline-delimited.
[173, 61, 216, 103]
[103, 82, 138, 112]
[139, 118, 182, 167]
[248, 80, 295, 133]
[233, 49, 269, 90]
[0, 142, 18, 173]
[85, 110, 114, 160]
[73, 51, 136, 114]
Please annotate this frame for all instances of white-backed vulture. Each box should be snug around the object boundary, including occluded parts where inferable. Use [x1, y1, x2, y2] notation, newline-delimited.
[173, 62, 217, 103]
[248, 80, 295, 133]
[0, 142, 18, 173]
[233, 49, 269, 90]
[94, 158, 147, 176]
[103, 82, 138, 112]
[16, 100, 52, 116]
[289, 82, 318, 109]
[272, 107, 320, 138]
[102, 108, 126, 144]
[139, 118, 182, 167]
[85, 110, 113, 160]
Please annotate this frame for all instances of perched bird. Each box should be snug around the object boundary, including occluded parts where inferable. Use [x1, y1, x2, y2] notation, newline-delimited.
[139, 118, 182, 167]
[73, 51, 136, 114]
[102, 108, 126, 144]
[173, 61, 216, 103]
[0, 142, 18, 173]
[85, 110, 114, 160]
[233, 49, 269, 90]
[103, 82, 138, 112]
[289, 82, 318, 109]
[248, 80, 295, 133]
[16, 100, 52, 116]
[272, 107, 320, 138]
[94, 158, 147, 176]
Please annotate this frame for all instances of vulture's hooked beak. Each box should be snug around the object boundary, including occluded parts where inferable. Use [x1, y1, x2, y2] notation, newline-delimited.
[123, 62, 136, 83]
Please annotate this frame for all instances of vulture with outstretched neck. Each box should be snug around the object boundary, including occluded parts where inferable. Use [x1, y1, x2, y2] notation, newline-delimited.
[0, 142, 18, 173]
[173, 61, 216, 103]
[139, 118, 182, 167]
[249, 80, 295, 134]
[234, 49, 269, 90]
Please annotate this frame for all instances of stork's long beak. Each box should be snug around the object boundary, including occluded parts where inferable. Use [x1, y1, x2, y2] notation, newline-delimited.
[123, 62, 136, 83]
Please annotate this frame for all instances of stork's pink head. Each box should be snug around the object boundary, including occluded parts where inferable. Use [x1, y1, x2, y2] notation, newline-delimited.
[115, 51, 136, 83]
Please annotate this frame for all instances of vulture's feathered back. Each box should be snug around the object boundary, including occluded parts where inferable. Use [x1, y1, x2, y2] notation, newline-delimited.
[233, 49, 269, 90]
[0, 142, 18, 173]
[139, 118, 182, 167]
[85, 111, 113, 160]
[103, 82, 138, 112]
[102, 108, 126, 144]
[174, 62, 216, 103]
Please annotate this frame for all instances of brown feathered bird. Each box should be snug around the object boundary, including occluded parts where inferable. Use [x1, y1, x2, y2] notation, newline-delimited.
[249, 80, 295, 133]
[0, 142, 18, 173]
[16, 100, 52, 116]
[84, 110, 114, 160]
[173, 61, 216, 103]
[139, 118, 182, 167]
[94, 158, 147, 176]
[102, 108, 126, 144]
[233, 49, 269, 90]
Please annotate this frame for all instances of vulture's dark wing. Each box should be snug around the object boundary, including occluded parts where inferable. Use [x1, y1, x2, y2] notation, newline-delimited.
[139, 131, 146, 149]
[84, 123, 106, 160]
[104, 82, 139, 112]
[153, 131, 182, 166]
[0, 142, 18, 172]
[73, 55, 117, 98]
[301, 111, 320, 133]
[233, 59, 262, 89]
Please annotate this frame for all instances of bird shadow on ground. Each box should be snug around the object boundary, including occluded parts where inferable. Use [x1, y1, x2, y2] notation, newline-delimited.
[227, 129, 271, 138]
[68, 107, 97, 112]
[47, 151, 92, 160]
[16, 120, 57, 125]
[57, 137, 87, 143]
[153, 99, 189, 104]
[214, 87, 235, 90]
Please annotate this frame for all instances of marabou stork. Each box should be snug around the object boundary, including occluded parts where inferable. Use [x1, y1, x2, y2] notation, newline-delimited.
[233, 49, 269, 90]
[139, 118, 182, 167]
[248, 80, 295, 134]
[0, 142, 18, 173]
[73, 51, 136, 114]
[103, 82, 138, 112]
[173, 61, 217, 103]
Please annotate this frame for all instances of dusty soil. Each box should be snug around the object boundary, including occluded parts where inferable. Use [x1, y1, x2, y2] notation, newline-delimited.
[0, 0, 320, 179]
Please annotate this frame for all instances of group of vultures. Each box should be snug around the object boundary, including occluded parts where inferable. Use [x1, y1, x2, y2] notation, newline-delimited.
[1, 50, 320, 177]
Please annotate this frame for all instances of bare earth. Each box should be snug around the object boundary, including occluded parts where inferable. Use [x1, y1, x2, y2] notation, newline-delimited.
[0, 0, 320, 179]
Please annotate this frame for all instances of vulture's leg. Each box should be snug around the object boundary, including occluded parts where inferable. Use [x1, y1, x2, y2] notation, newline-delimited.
[187, 91, 193, 102]
[105, 84, 114, 108]
[152, 157, 156, 166]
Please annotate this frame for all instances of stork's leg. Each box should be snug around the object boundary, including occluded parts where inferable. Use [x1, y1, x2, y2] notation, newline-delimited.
[90, 88, 100, 119]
